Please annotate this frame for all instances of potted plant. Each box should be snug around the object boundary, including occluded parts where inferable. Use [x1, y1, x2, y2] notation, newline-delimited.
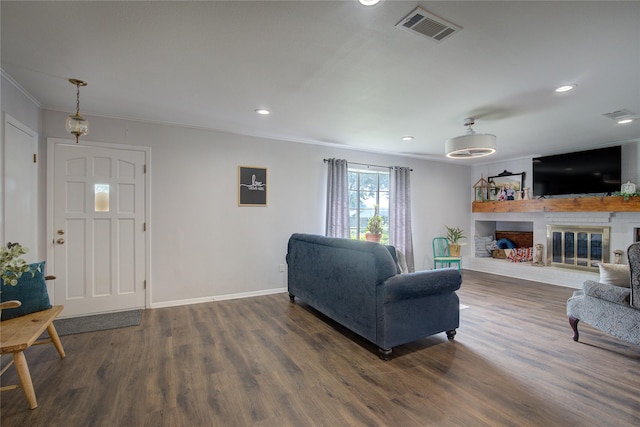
[445, 225, 466, 257]
[365, 206, 384, 243]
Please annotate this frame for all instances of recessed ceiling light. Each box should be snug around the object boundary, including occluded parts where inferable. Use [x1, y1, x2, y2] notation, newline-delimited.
[401, 136, 414, 141]
[555, 84, 577, 93]
[617, 118, 634, 124]
[359, 0, 380, 6]
[255, 109, 270, 115]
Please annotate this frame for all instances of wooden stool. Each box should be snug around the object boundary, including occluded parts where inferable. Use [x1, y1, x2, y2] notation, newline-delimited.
[1, 305, 66, 409]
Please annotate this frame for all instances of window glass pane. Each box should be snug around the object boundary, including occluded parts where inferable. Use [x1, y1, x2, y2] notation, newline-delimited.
[379, 174, 389, 191]
[348, 172, 357, 191]
[95, 184, 110, 212]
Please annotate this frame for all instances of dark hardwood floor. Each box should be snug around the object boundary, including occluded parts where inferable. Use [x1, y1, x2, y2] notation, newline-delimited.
[1, 270, 639, 426]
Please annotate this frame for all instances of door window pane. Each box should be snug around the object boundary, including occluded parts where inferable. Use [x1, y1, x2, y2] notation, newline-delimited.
[95, 184, 110, 212]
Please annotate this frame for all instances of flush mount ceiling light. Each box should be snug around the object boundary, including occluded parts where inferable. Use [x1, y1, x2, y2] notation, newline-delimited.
[401, 135, 414, 141]
[358, 0, 380, 6]
[555, 84, 577, 93]
[255, 109, 270, 115]
[445, 118, 497, 159]
[65, 79, 89, 143]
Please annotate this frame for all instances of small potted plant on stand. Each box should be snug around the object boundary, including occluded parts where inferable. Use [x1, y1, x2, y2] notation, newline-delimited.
[445, 225, 466, 257]
[365, 206, 384, 243]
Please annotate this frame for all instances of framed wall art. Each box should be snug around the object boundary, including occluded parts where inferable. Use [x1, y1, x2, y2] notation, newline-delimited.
[488, 170, 525, 201]
[635, 227, 640, 243]
[238, 166, 267, 206]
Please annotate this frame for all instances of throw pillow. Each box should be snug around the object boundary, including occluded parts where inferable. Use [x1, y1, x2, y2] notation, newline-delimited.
[474, 235, 493, 257]
[0, 261, 52, 320]
[496, 238, 517, 249]
[598, 263, 631, 287]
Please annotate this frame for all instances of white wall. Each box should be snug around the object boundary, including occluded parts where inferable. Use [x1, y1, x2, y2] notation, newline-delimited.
[41, 109, 471, 306]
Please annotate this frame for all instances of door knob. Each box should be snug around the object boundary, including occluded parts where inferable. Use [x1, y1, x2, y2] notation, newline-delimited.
[56, 238, 65, 245]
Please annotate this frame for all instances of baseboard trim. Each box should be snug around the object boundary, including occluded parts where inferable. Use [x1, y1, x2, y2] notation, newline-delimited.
[150, 287, 287, 309]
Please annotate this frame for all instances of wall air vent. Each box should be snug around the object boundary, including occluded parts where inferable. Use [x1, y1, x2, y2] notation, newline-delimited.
[395, 7, 462, 43]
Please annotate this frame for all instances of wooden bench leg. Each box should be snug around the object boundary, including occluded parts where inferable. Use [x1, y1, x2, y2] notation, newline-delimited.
[46, 324, 66, 359]
[13, 351, 37, 409]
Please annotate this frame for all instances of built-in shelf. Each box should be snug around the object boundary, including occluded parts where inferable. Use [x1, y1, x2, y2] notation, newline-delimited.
[472, 196, 640, 213]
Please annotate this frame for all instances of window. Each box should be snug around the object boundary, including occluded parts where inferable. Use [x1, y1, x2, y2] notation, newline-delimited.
[348, 169, 389, 243]
[94, 184, 110, 212]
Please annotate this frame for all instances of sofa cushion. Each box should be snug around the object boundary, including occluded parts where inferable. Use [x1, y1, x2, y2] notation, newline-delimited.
[598, 263, 630, 287]
[1, 261, 51, 321]
[583, 280, 631, 306]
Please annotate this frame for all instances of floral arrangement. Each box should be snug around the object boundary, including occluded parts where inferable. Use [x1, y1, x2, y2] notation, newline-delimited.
[1, 242, 37, 286]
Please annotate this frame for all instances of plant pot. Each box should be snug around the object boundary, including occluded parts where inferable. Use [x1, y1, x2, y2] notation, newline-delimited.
[449, 244, 461, 257]
[365, 233, 382, 243]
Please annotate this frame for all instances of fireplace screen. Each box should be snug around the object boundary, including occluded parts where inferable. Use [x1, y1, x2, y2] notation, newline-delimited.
[547, 225, 610, 271]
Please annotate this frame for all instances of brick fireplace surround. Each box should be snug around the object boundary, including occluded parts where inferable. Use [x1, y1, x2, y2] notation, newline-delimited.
[468, 211, 639, 289]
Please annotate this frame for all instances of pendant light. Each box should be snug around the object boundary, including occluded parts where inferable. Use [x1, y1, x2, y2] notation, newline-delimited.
[446, 117, 496, 159]
[65, 79, 89, 143]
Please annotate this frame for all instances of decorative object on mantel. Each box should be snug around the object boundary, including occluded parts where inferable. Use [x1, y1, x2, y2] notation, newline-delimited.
[613, 249, 624, 264]
[522, 187, 530, 200]
[621, 181, 636, 194]
[617, 181, 640, 200]
[65, 78, 89, 143]
[472, 175, 491, 202]
[488, 170, 525, 201]
[532, 243, 545, 266]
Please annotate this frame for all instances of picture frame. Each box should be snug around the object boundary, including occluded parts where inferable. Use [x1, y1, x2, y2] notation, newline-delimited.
[635, 227, 640, 243]
[488, 170, 525, 201]
[238, 166, 267, 206]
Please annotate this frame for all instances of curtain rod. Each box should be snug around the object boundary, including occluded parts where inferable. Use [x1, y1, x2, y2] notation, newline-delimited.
[323, 159, 412, 171]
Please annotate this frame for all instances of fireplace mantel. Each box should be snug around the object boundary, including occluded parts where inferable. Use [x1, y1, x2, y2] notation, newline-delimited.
[472, 196, 640, 213]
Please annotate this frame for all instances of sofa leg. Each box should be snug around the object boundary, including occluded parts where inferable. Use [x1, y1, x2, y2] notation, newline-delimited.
[446, 330, 456, 340]
[378, 348, 392, 361]
[288, 293, 295, 302]
[569, 316, 580, 342]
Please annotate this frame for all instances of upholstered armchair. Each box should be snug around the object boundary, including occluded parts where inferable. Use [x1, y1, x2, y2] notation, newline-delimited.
[567, 242, 640, 345]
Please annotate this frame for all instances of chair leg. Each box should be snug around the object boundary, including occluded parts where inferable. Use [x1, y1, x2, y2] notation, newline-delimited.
[46, 324, 66, 359]
[13, 351, 37, 409]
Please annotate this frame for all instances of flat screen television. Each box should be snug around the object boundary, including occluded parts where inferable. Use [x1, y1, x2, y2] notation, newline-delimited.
[532, 146, 621, 197]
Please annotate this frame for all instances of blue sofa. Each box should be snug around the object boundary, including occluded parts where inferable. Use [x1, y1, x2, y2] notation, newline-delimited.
[286, 233, 462, 360]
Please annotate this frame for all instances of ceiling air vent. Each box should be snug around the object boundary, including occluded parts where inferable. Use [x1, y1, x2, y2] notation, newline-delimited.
[395, 7, 462, 43]
[603, 109, 637, 122]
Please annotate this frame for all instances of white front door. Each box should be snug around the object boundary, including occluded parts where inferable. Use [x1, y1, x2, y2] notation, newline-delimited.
[49, 140, 148, 316]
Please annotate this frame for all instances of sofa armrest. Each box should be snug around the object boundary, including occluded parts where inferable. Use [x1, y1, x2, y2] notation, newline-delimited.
[383, 269, 461, 303]
[583, 280, 631, 306]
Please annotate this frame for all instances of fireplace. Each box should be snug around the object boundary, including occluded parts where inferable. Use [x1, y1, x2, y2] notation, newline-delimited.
[546, 225, 610, 271]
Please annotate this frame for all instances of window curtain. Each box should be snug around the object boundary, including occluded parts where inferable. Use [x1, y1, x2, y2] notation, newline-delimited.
[325, 158, 350, 238]
[390, 166, 415, 272]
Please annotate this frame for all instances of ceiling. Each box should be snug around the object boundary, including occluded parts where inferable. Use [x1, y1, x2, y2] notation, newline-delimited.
[2, 1, 639, 163]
